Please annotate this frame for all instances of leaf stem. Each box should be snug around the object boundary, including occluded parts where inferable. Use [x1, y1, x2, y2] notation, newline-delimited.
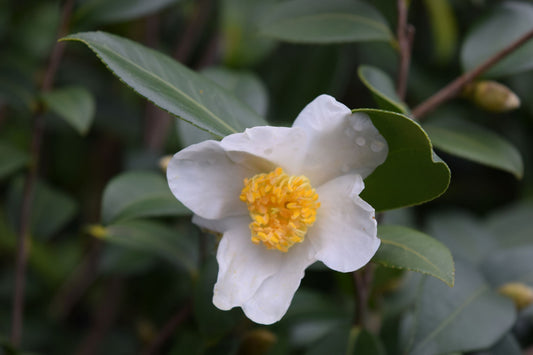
[396, 0, 413, 101]
[412, 27, 533, 119]
[10, 0, 74, 346]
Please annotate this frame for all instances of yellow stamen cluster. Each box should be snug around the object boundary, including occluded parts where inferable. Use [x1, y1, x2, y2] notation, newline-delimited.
[240, 167, 320, 252]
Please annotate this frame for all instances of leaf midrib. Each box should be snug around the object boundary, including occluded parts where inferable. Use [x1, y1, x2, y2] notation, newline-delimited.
[412, 285, 488, 354]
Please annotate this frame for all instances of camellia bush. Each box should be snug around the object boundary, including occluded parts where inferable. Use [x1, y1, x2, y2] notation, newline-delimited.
[2, 0, 533, 354]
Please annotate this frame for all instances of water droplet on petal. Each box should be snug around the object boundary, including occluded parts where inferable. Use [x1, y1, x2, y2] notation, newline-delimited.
[344, 128, 355, 138]
[370, 141, 384, 152]
[352, 114, 371, 131]
[207, 158, 216, 165]
[356, 137, 366, 146]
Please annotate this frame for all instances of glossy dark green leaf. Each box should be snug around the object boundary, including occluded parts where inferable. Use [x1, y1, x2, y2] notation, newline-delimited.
[358, 109, 450, 211]
[0, 141, 28, 179]
[358, 65, 408, 113]
[258, 0, 393, 44]
[406, 261, 516, 355]
[461, 2, 533, 78]
[374, 225, 454, 287]
[101, 170, 189, 224]
[426, 211, 497, 265]
[63, 32, 267, 138]
[482, 246, 533, 287]
[7, 177, 77, 240]
[486, 201, 533, 248]
[424, 119, 523, 178]
[41, 86, 95, 135]
[103, 219, 198, 274]
[74, 0, 179, 27]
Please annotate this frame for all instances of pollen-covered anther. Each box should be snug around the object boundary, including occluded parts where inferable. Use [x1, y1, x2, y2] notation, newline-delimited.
[240, 167, 320, 252]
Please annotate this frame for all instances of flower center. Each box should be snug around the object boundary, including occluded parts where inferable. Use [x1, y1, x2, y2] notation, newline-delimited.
[239, 167, 320, 252]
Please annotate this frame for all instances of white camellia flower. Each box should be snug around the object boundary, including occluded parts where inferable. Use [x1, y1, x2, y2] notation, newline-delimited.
[167, 95, 388, 324]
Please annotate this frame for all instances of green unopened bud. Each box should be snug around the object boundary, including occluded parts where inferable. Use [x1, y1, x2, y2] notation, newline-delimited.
[159, 155, 172, 173]
[498, 282, 533, 310]
[463, 81, 520, 113]
[237, 329, 277, 355]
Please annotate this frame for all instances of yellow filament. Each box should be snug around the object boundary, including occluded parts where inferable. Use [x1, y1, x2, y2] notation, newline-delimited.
[239, 167, 320, 252]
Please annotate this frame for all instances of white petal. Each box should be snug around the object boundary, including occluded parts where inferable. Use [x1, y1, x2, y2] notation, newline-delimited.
[309, 174, 380, 272]
[220, 126, 308, 175]
[293, 95, 388, 186]
[192, 214, 250, 234]
[241, 242, 315, 324]
[167, 140, 257, 219]
[213, 224, 283, 311]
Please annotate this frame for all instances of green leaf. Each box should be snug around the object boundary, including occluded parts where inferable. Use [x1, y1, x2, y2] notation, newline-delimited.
[358, 65, 408, 114]
[373, 225, 455, 287]
[102, 219, 198, 274]
[406, 261, 516, 355]
[221, 0, 277, 67]
[348, 327, 386, 355]
[422, 0, 458, 64]
[426, 211, 497, 265]
[358, 109, 450, 211]
[62, 31, 267, 138]
[482, 247, 533, 287]
[101, 170, 189, 225]
[177, 67, 269, 147]
[486, 201, 533, 248]
[41, 86, 95, 135]
[305, 323, 350, 355]
[202, 67, 268, 117]
[461, 2, 533, 78]
[424, 119, 523, 178]
[258, 0, 393, 44]
[7, 177, 77, 240]
[0, 141, 28, 180]
[74, 0, 179, 27]
[485, 334, 522, 355]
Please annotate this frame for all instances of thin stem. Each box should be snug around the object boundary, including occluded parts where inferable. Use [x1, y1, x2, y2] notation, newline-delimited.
[140, 302, 192, 355]
[352, 264, 375, 328]
[396, 0, 412, 100]
[412, 27, 533, 119]
[10, 0, 75, 346]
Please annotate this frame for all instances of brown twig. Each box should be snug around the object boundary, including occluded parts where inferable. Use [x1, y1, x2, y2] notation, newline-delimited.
[140, 302, 192, 355]
[412, 27, 533, 119]
[10, 0, 75, 346]
[352, 264, 375, 328]
[396, 0, 412, 100]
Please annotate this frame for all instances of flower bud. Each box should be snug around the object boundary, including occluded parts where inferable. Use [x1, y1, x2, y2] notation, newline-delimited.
[463, 81, 520, 113]
[86, 224, 107, 238]
[159, 155, 172, 173]
[498, 282, 533, 310]
[237, 329, 277, 355]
